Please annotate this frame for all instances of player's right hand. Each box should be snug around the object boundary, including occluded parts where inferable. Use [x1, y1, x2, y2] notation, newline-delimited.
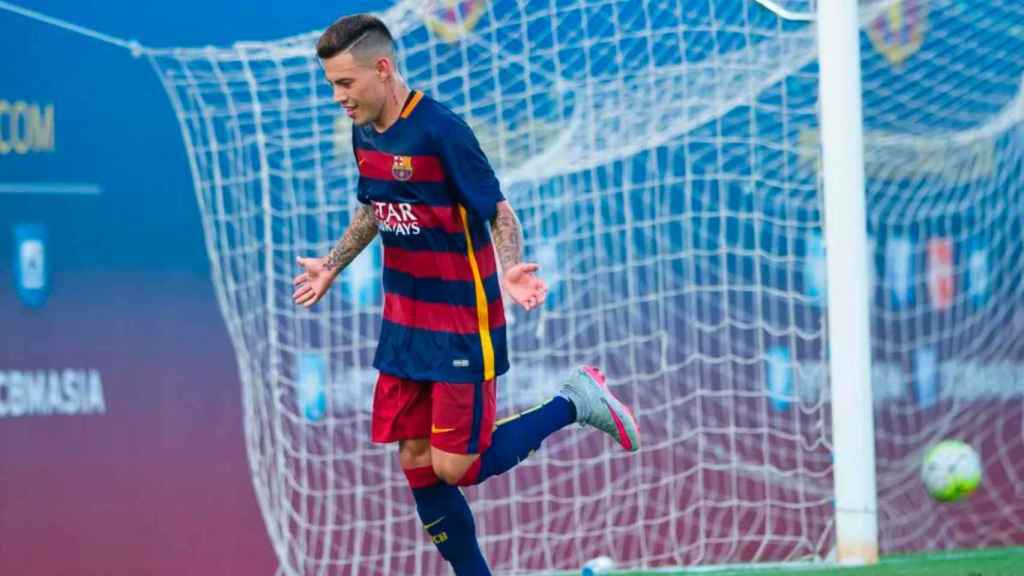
[292, 256, 336, 308]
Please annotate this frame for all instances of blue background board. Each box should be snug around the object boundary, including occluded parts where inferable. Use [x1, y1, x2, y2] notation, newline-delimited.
[0, 0, 386, 274]
[0, 2, 388, 574]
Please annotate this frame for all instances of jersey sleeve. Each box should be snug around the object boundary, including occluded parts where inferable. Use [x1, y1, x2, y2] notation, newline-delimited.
[436, 114, 504, 222]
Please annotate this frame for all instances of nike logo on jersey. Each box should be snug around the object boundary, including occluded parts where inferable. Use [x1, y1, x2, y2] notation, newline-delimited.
[431, 424, 457, 434]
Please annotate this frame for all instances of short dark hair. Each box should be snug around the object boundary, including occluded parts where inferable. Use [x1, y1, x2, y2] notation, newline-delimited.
[316, 14, 395, 61]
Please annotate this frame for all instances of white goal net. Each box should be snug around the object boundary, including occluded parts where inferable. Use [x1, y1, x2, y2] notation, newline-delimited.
[146, 0, 1024, 573]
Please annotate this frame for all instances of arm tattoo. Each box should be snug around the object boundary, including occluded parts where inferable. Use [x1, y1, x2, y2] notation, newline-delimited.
[490, 202, 523, 272]
[325, 204, 378, 273]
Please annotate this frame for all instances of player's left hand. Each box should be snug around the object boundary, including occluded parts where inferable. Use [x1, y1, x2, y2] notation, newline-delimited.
[502, 262, 548, 311]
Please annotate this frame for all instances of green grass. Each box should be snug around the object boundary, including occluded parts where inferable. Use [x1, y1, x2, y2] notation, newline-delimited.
[558, 547, 1024, 576]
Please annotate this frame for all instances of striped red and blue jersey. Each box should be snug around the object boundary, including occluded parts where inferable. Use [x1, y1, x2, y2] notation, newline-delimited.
[353, 90, 509, 384]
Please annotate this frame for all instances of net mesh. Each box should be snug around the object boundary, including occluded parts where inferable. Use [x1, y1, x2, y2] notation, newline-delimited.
[148, 0, 1023, 573]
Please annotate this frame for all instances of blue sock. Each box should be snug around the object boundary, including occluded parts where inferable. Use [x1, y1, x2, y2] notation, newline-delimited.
[459, 395, 576, 486]
[408, 471, 491, 576]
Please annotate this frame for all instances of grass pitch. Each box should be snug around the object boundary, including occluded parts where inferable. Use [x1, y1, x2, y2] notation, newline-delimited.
[561, 547, 1023, 576]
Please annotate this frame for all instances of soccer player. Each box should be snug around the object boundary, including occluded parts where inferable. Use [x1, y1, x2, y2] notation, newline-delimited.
[292, 14, 641, 575]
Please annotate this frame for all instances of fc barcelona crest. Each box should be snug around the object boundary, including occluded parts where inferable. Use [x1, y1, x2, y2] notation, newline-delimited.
[421, 0, 488, 43]
[392, 155, 414, 181]
[868, 0, 929, 67]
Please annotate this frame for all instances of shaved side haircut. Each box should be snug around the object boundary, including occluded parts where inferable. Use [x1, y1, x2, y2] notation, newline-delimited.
[316, 14, 396, 63]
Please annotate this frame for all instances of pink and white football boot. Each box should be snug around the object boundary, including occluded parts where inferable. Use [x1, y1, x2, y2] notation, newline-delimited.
[559, 366, 641, 452]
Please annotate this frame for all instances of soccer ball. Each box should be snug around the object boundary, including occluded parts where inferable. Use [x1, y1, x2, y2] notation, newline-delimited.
[581, 555, 616, 575]
[921, 440, 982, 502]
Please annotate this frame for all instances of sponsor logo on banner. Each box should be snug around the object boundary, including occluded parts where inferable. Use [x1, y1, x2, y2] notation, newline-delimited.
[867, 237, 877, 305]
[297, 353, 327, 422]
[913, 347, 939, 409]
[535, 242, 564, 310]
[342, 240, 382, 307]
[421, 0, 488, 42]
[966, 242, 989, 307]
[332, 115, 352, 161]
[784, 360, 1023, 406]
[804, 232, 827, 306]
[0, 100, 55, 155]
[13, 223, 49, 309]
[927, 237, 955, 310]
[797, 127, 995, 185]
[867, 0, 929, 66]
[0, 370, 106, 418]
[886, 237, 914, 308]
[766, 346, 793, 412]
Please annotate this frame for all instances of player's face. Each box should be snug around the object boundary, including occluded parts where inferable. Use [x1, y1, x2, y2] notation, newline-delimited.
[322, 51, 389, 127]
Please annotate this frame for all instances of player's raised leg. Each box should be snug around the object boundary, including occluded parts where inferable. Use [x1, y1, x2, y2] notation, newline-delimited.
[435, 366, 640, 487]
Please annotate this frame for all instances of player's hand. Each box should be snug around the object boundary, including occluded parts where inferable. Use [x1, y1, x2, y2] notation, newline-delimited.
[502, 262, 547, 311]
[292, 256, 337, 308]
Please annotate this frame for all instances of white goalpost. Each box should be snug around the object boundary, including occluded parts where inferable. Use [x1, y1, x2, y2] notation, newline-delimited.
[3, 0, 1023, 574]
[816, 0, 878, 565]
